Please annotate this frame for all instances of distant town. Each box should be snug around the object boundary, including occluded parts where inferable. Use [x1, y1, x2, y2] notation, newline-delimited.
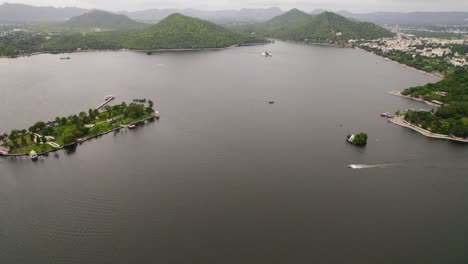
[358, 30, 468, 67]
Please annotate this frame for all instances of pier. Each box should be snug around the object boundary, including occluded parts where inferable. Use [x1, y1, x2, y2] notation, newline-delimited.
[96, 95, 116, 110]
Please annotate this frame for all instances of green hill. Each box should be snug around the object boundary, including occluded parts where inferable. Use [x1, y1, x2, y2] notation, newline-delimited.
[238, 9, 394, 44]
[125, 13, 263, 49]
[64, 10, 149, 31]
[300, 12, 394, 42]
[39, 13, 265, 53]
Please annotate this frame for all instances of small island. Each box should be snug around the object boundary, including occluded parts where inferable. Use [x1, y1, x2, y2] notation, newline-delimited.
[347, 133, 368, 146]
[0, 98, 158, 157]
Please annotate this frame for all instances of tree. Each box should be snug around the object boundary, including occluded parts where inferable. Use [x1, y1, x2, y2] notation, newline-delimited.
[126, 103, 146, 119]
[69, 115, 80, 125]
[12, 140, 19, 149]
[88, 109, 96, 120]
[350, 133, 368, 146]
[148, 100, 154, 108]
[60, 117, 68, 125]
[105, 105, 112, 118]
[21, 137, 28, 147]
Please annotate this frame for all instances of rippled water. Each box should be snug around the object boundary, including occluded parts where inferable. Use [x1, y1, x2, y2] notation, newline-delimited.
[0, 41, 467, 263]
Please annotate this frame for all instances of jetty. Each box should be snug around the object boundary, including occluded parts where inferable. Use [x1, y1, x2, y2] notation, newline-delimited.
[96, 95, 116, 110]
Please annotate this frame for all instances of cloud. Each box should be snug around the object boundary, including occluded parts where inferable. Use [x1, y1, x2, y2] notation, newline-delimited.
[3, 0, 468, 12]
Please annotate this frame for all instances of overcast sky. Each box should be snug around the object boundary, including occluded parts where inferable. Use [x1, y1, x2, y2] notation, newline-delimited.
[2, 0, 468, 12]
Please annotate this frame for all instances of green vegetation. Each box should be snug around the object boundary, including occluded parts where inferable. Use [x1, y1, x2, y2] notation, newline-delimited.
[125, 13, 264, 49]
[361, 46, 453, 75]
[0, 32, 48, 57]
[235, 9, 393, 45]
[0, 100, 156, 155]
[43, 31, 129, 52]
[399, 69, 468, 138]
[63, 10, 149, 32]
[401, 68, 468, 103]
[347, 133, 368, 146]
[0, 13, 265, 57]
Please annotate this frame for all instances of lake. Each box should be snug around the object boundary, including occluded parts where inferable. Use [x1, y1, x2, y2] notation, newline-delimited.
[0, 41, 467, 263]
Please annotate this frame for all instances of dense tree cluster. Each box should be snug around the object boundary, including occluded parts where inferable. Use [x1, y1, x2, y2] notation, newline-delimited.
[1, 99, 155, 154]
[1, 13, 264, 57]
[402, 69, 468, 138]
[361, 46, 453, 74]
[234, 10, 393, 44]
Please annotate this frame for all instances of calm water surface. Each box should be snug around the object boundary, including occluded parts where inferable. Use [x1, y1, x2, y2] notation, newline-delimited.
[0, 41, 467, 263]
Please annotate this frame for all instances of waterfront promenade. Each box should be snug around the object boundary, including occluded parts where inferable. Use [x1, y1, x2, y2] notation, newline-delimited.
[389, 116, 468, 143]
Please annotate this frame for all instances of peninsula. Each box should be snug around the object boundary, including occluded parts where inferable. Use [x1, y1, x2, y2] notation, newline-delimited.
[0, 98, 158, 157]
[355, 31, 468, 142]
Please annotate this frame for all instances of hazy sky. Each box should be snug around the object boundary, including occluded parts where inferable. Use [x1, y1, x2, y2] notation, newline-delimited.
[2, 0, 468, 12]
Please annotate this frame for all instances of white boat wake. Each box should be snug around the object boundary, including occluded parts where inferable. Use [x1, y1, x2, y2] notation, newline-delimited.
[348, 164, 392, 169]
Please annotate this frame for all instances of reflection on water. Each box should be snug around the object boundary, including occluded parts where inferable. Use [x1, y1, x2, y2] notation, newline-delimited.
[0, 41, 467, 264]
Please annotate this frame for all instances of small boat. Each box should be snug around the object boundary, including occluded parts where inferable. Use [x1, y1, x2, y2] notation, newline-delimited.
[60, 57, 71, 60]
[154, 111, 160, 120]
[268, 101, 275, 104]
[262, 51, 273, 57]
[128, 124, 136, 129]
[380, 112, 390, 117]
[105, 95, 115, 100]
[29, 150, 38, 161]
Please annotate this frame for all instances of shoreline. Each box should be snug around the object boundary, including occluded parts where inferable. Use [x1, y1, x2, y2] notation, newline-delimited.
[355, 46, 444, 79]
[388, 90, 441, 107]
[0, 42, 268, 59]
[388, 116, 468, 143]
[281, 39, 347, 48]
[0, 114, 157, 158]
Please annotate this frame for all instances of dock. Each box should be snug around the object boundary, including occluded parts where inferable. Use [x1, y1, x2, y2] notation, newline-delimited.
[96, 95, 116, 110]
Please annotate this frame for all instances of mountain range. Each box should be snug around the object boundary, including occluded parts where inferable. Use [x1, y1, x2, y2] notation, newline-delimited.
[121, 7, 284, 24]
[236, 9, 393, 44]
[42, 13, 265, 53]
[0, 3, 87, 23]
[3, 3, 467, 26]
[337, 11, 468, 25]
[0, 3, 282, 24]
[63, 10, 148, 31]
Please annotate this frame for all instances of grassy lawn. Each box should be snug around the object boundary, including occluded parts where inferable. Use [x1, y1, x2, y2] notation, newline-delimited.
[3, 100, 155, 155]
[10, 143, 53, 155]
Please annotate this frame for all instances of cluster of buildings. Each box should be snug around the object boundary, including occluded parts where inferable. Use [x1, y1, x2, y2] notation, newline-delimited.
[358, 33, 468, 66]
